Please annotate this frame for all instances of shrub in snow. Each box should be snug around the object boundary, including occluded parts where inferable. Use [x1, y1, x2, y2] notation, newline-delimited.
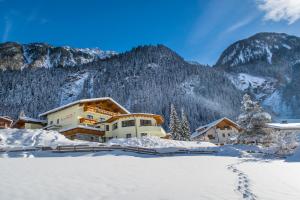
[237, 94, 272, 144]
[268, 131, 299, 156]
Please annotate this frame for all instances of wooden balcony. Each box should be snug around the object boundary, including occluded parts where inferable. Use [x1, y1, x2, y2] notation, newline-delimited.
[79, 117, 98, 125]
[83, 106, 118, 116]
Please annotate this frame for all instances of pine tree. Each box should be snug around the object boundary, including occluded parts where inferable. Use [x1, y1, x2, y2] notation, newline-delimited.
[238, 94, 271, 131]
[237, 94, 272, 143]
[169, 104, 180, 140]
[180, 109, 191, 141]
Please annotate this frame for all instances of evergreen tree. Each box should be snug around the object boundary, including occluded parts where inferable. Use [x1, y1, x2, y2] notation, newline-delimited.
[169, 104, 180, 140]
[237, 94, 272, 143]
[180, 109, 191, 141]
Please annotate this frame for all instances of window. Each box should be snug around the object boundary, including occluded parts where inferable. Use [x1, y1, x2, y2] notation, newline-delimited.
[141, 133, 147, 137]
[126, 134, 132, 138]
[50, 121, 53, 125]
[112, 123, 118, 130]
[140, 119, 152, 126]
[222, 133, 226, 137]
[57, 119, 60, 124]
[99, 117, 105, 122]
[207, 135, 215, 140]
[228, 133, 231, 136]
[122, 120, 135, 127]
[106, 125, 110, 131]
[87, 115, 93, 119]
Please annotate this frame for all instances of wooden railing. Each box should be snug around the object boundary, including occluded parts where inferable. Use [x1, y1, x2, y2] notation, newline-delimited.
[83, 106, 118, 116]
[79, 117, 98, 125]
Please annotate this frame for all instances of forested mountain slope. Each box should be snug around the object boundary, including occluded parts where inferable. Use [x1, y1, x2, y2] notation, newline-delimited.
[1, 32, 300, 131]
[0, 44, 241, 130]
[215, 32, 300, 119]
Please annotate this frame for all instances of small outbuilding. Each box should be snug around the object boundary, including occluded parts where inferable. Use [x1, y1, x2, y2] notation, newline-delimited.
[191, 117, 242, 144]
[12, 116, 47, 129]
[0, 116, 13, 129]
[266, 122, 300, 134]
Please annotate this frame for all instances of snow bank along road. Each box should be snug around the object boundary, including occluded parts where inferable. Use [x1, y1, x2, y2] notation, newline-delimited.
[1, 155, 300, 200]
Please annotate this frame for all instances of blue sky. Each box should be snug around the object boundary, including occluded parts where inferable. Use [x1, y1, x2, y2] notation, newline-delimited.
[1, 0, 300, 65]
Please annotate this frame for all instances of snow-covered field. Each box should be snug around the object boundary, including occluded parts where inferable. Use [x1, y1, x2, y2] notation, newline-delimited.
[1, 129, 300, 200]
[0, 154, 300, 200]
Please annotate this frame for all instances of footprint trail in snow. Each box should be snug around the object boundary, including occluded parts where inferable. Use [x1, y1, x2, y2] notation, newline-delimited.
[228, 162, 257, 200]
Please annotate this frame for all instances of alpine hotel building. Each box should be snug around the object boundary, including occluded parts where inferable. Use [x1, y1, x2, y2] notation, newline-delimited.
[39, 97, 167, 142]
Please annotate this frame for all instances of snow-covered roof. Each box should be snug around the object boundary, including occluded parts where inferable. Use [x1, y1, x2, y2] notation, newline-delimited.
[191, 117, 241, 139]
[39, 97, 130, 117]
[59, 125, 104, 133]
[0, 116, 13, 122]
[19, 117, 47, 124]
[266, 123, 300, 130]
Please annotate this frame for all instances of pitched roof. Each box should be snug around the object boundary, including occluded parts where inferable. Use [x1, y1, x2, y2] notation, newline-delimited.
[39, 97, 130, 117]
[191, 117, 241, 139]
[0, 116, 13, 122]
[19, 117, 47, 124]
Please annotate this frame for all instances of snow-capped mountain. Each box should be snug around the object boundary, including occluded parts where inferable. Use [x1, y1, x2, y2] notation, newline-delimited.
[215, 32, 300, 119]
[216, 32, 300, 69]
[0, 44, 242, 130]
[1, 32, 300, 130]
[0, 42, 117, 70]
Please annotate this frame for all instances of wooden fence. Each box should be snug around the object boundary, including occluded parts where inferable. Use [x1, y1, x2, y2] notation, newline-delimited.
[0, 145, 217, 156]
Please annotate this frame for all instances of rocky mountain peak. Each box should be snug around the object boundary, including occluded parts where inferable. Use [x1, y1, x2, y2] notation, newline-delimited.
[215, 32, 300, 69]
[0, 42, 117, 70]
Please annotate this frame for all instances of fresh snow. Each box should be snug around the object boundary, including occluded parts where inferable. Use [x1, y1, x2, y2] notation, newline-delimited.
[0, 129, 92, 150]
[60, 71, 90, 105]
[0, 156, 239, 200]
[282, 43, 292, 49]
[263, 91, 292, 117]
[1, 129, 300, 200]
[229, 73, 269, 91]
[239, 160, 300, 200]
[1, 152, 300, 200]
[265, 46, 272, 64]
[108, 136, 216, 149]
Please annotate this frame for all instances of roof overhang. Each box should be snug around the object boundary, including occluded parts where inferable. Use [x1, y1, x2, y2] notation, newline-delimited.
[39, 97, 130, 117]
[105, 113, 164, 125]
[266, 123, 300, 130]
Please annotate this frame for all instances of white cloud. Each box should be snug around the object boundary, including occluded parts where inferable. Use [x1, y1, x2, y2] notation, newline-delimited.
[225, 17, 254, 33]
[258, 0, 300, 24]
[2, 17, 12, 42]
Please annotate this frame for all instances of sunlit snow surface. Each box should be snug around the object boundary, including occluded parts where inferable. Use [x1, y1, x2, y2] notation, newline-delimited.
[1, 129, 300, 200]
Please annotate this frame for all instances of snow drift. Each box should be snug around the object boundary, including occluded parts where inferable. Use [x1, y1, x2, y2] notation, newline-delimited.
[0, 129, 91, 150]
[107, 136, 216, 149]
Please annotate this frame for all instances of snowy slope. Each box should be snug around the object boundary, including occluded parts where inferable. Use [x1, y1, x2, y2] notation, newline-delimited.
[228, 73, 277, 100]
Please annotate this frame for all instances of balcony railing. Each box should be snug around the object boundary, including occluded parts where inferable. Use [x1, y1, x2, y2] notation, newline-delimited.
[79, 117, 98, 125]
[83, 106, 118, 116]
